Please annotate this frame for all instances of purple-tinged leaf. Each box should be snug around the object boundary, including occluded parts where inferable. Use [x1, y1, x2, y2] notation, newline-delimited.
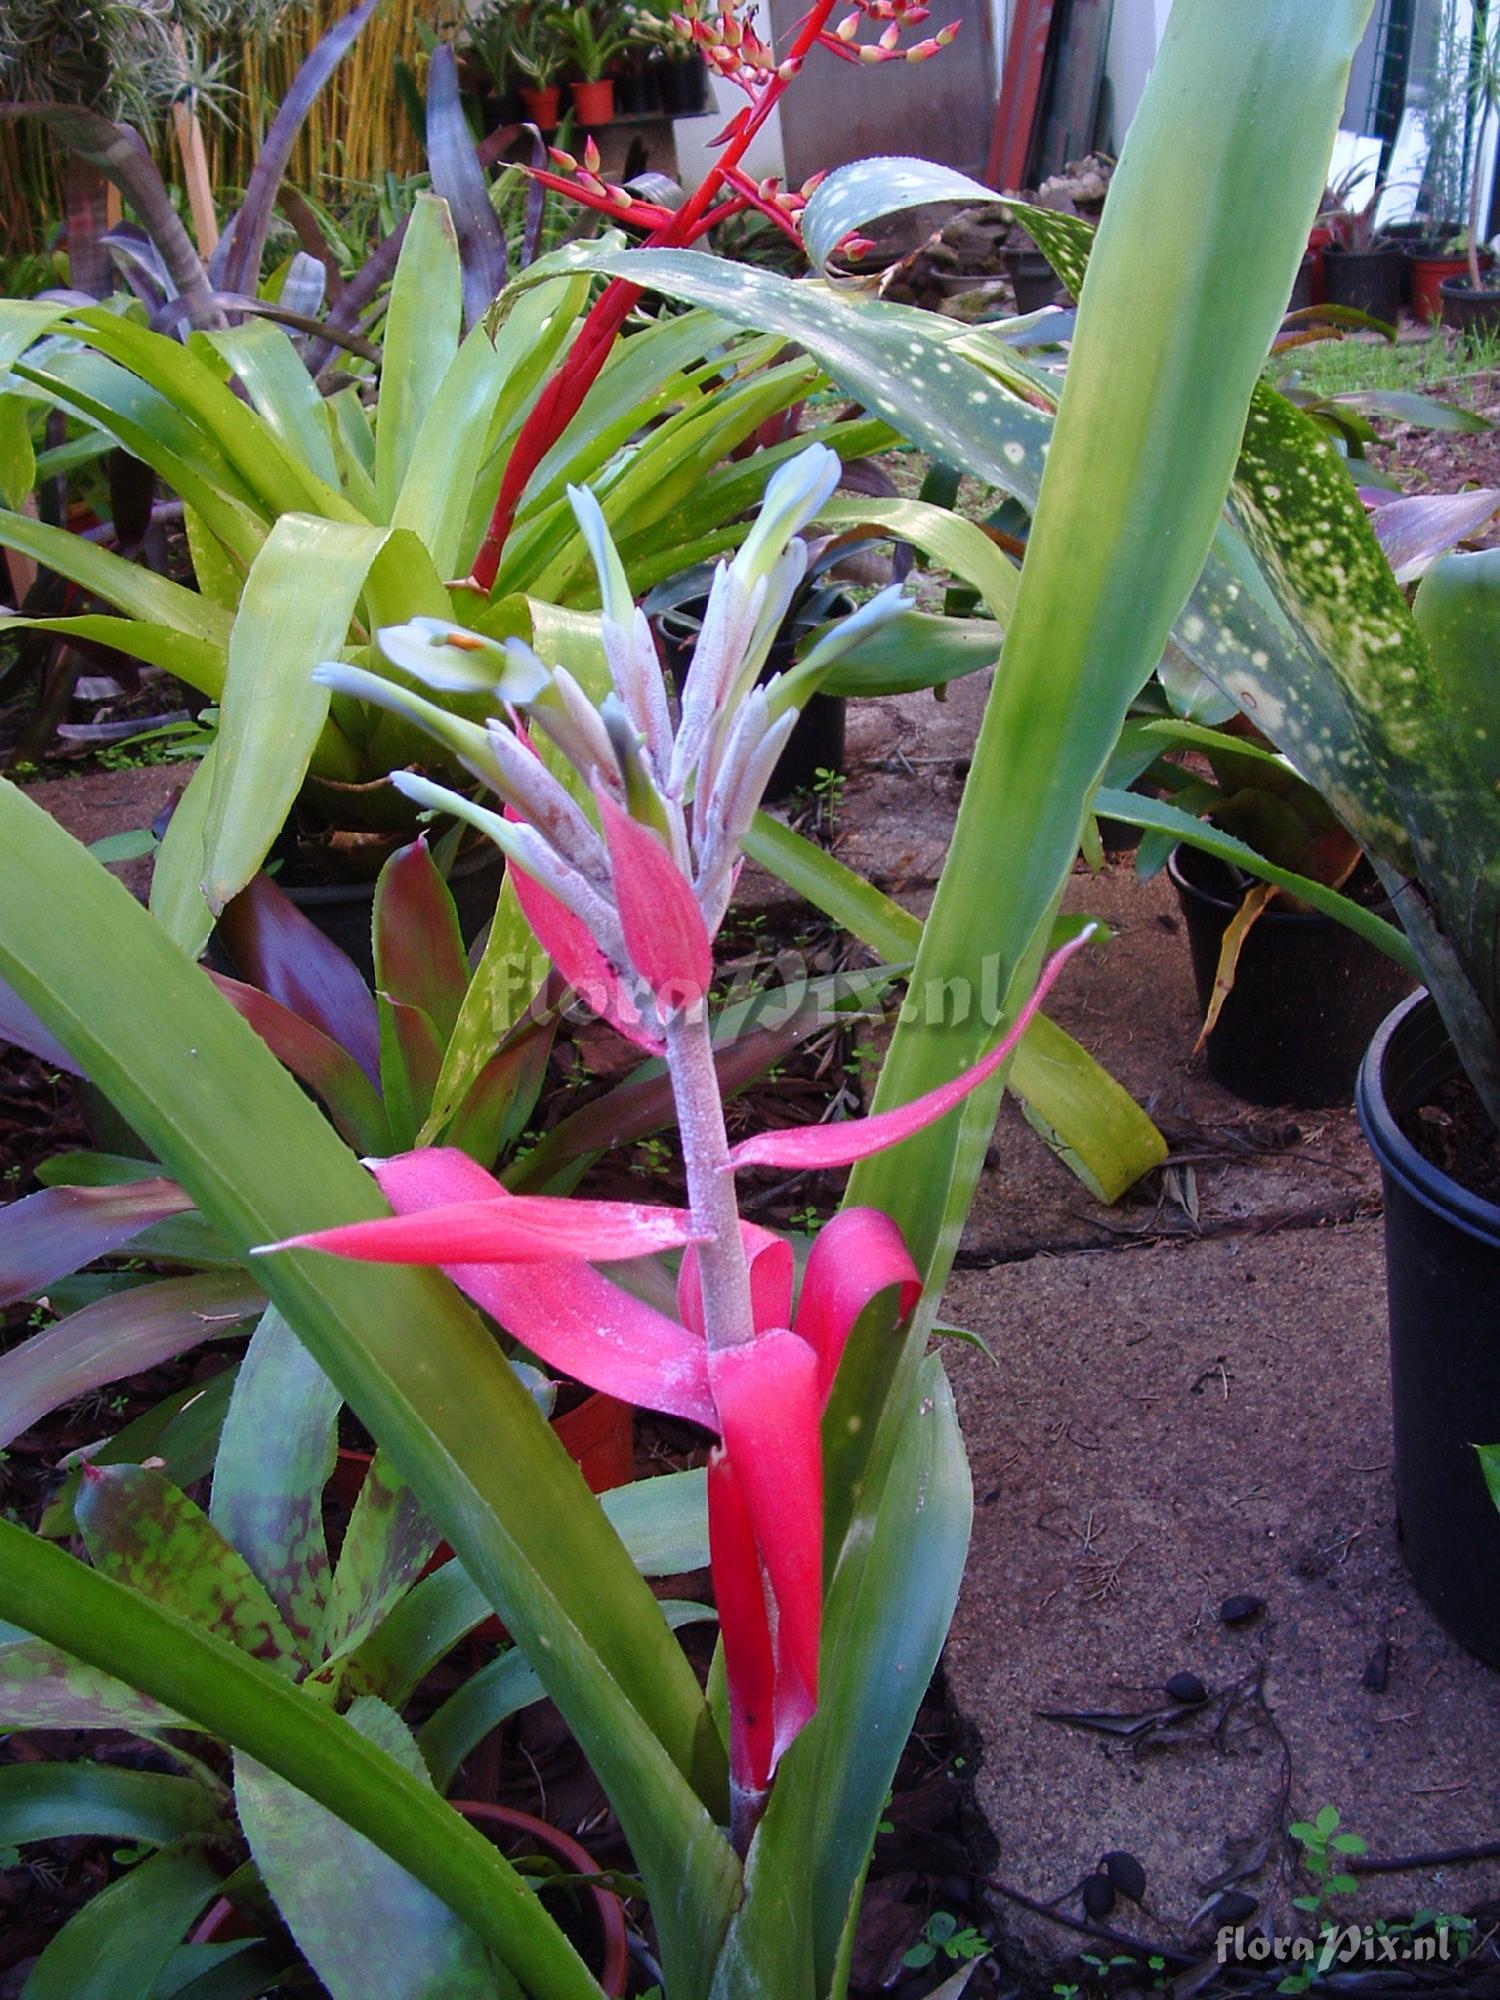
[730, 928, 1094, 1171]
[210, 1307, 340, 1654]
[77, 1462, 302, 1673]
[0, 107, 220, 330]
[64, 155, 112, 300]
[270, 1190, 704, 1266]
[426, 45, 509, 332]
[0, 1637, 179, 1730]
[277, 187, 347, 301]
[217, 872, 381, 1087]
[597, 790, 713, 1009]
[369, 1149, 717, 1427]
[0, 1179, 196, 1309]
[0, 1269, 262, 1451]
[443, 1016, 556, 1168]
[207, 970, 392, 1155]
[219, 0, 383, 302]
[373, 840, 469, 1043]
[1370, 489, 1500, 585]
[0, 972, 82, 1075]
[304, 216, 411, 383]
[380, 996, 446, 1153]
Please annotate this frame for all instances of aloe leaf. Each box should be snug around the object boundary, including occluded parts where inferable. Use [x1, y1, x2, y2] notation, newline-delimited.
[201, 319, 340, 492]
[0, 507, 233, 646]
[77, 1463, 304, 1674]
[0, 1270, 261, 1453]
[0, 726, 737, 1994]
[318, 1451, 440, 1669]
[235, 1698, 509, 2000]
[376, 195, 462, 521]
[0, 1178, 195, 1307]
[0, 1764, 221, 1848]
[0, 1522, 600, 1999]
[200, 516, 389, 917]
[20, 1838, 225, 2000]
[210, 1306, 341, 1652]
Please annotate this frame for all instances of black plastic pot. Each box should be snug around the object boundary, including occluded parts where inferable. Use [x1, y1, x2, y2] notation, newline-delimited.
[1287, 251, 1316, 315]
[657, 53, 710, 115]
[648, 583, 847, 803]
[1357, 992, 1500, 1664]
[1168, 846, 1414, 1107]
[1004, 247, 1066, 316]
[1440, 274, 1500, 337]
[1322, 245, 1404, 323]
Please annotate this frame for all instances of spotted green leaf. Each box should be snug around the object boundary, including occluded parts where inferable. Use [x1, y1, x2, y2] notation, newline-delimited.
[235, 1697, 508, 2000]
[210, 1306, 341, 1653]
[0, 1636, 181, 1730]
[318, 1452, 440, 1671]
[76, 1463, 303, 1674]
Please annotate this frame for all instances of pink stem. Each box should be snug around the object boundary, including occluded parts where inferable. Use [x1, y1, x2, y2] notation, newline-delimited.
[665, 1007, 755, 1355]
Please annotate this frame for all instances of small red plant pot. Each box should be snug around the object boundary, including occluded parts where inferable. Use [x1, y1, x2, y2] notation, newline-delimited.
[571, 78, 615, 125]
[1411, 253, 1468, 321]
[521, 85, 561, 128]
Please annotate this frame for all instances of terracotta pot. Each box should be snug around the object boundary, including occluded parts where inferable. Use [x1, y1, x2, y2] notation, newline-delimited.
[193, 1802, 630, 1995]
[570, 77, 614, 124]
[1410, 251, 1467, 321]
[331, 1392, 636, 1641]
[521, 84, 561, 128]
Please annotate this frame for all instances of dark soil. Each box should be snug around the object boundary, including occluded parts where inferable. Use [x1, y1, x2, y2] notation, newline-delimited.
[1400, 1070, 1500, 1208]
[1368, 370, 1500, 533]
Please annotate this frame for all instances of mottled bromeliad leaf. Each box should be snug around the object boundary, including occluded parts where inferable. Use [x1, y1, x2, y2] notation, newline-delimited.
[317, 1452, 440, 1672]
[0, 1636, 181, 1729]
[210, 1306, 341, 1655]
[76, 1463, 302, 1674]
[235, 1697, 505, 2000]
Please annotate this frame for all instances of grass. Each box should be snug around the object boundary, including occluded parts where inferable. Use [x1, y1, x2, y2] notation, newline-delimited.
[1270, 324, 1500, 400]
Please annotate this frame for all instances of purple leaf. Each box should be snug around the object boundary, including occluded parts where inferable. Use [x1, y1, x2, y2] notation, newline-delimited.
[219, 0, 383, 302]
[373, 840, 469, 1043]
[216, 873, 381, 1087]
[425, 44, 509, 332]
[1369, 489, 1500, 585]
[0, 974, 83, 1076]
[0, 1269, 263, 1450]
[0, 1180, 196, 1309]
[207, 970, 391, 1156]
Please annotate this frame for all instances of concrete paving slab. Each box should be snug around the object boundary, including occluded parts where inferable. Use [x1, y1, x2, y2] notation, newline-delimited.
[942, 1227, 1500, 1984]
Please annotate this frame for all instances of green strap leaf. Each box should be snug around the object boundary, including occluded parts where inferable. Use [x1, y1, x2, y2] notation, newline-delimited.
[77, 1463, 303, 1674]
[0, 1764, 222, 1849]
[200, 514, 388, 917]
[376, 194, 462, 522]
[200, 319, 341, 493]
[0, 613, 225, 700]
[210, 1306, 341, 1653]
[0, 1522, 604, 2000]
[235, 1698, 511, 2000]
[20, 1838, 224, 2000]
[0, 507, 233, 647]
[0, 780, 738, 1995]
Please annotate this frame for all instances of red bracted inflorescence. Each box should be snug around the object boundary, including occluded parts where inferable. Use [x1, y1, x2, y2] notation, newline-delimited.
[462, 0, 956, 592]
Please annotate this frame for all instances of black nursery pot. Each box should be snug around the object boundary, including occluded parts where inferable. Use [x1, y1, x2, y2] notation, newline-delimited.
[1168, 846, 1414, 1108]
[1004, 247, 1066, 316]
[652, 602, 847, 803]
[1357, 992, 1500, 1665]
[1439, 275, 1500, 337]
[1323, 245, 1404, 323]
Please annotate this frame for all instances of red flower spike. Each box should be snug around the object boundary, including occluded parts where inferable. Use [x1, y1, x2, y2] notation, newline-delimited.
[728, 926, 1095, 1171]
[794, 1208, 920, 1400]
[707, 1448, 777, 1794]
[709, 1329, 824, 1757]
[265, 1192, 702, 1267]
[596, 789, 713, 1012]
[367, 1150, 717, 1428]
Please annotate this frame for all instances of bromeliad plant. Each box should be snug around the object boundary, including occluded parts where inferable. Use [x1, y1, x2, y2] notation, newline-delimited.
[0, 3, 1379, 1991]
[274, 442, 1090, 1854]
